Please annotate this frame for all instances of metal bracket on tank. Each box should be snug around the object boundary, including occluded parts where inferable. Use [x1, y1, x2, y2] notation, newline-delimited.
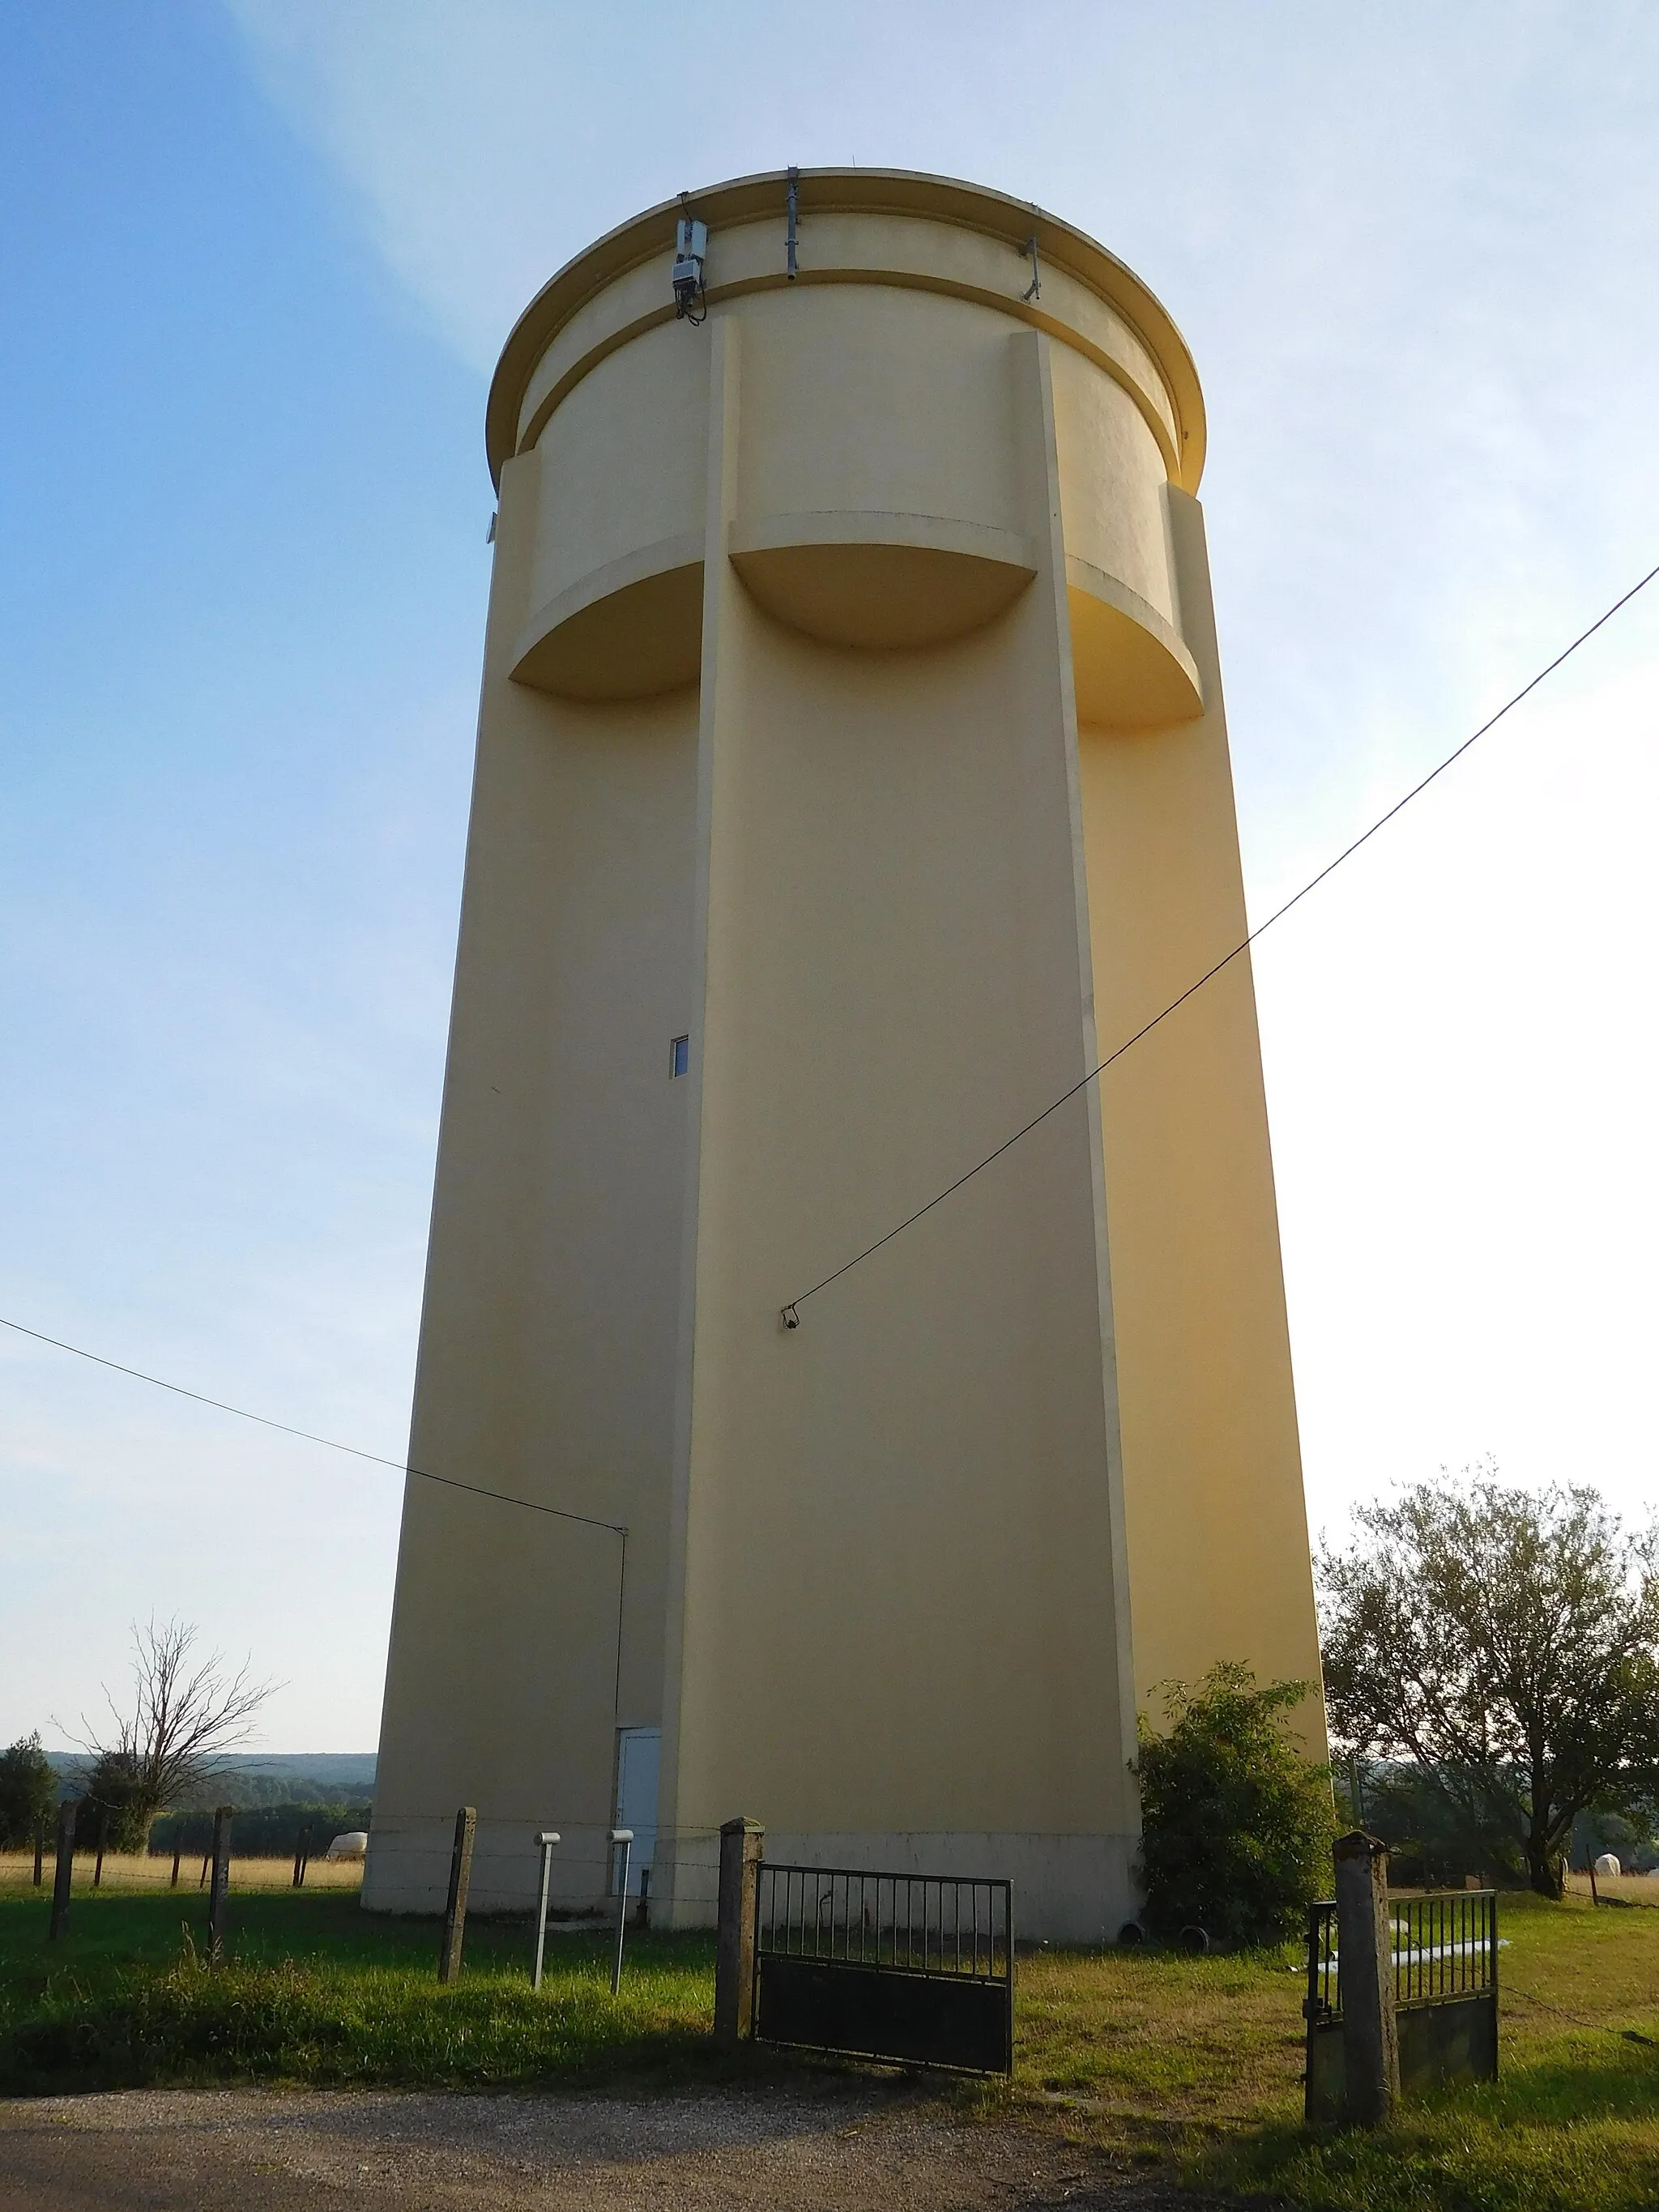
[1019, 232, 1041, 302]
[787, 166, 800, 279]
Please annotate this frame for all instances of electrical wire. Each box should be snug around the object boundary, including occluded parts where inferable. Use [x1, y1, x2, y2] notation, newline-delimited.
[0, 1313, 625, 1536]
[780, 558, 1659, 1324]
[5, 566, 1656, 1419]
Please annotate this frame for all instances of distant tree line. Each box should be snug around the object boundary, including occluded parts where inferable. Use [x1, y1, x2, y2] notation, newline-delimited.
[147, 1801, 372, 1858]
[1337, 1760, 1658, 1886]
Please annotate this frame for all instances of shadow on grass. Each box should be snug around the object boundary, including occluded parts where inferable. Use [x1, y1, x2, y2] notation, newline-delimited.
[1203, 2042, 1659, 2212]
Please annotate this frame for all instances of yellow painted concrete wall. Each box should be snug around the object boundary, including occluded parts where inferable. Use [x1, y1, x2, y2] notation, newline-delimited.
[366, 448, 700, 1912]
[367, 170, 1324, 1936]
[528, 321, 709, 615]
[644, 316, 1139, 1933]
[1075, 488, 1325, 1743]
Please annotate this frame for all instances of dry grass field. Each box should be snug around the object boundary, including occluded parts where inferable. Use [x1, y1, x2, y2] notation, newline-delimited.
[1565, 1870, 1659, 1907]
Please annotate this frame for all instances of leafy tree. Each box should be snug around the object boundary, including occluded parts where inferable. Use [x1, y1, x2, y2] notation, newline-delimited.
[1135, 1664, 1334, 1946]
[74, 1751, 155, 1852]
[0, 1734, 58, 1850]
[1320, 1476, 1659, 1898]
[62, 1619, 274, 1852]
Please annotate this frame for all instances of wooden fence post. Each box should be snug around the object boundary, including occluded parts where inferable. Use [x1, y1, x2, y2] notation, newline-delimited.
[93, 1808, 107, 1888]
[32, 1819, 45, 1888]
[207, 1805, 233, 1966]
[49, 1798, 76, 1940]
[171, 1848, 182, 1889]
[714, 1816, 765, 2045]
[292, 1823, 311, 1889]
[438, 1807, 476, 1984]
[1334, 1829, 1398, 2125]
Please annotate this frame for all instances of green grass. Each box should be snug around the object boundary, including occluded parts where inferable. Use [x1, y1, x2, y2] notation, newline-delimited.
[5, 1883, 1659, 2210]
[1188, 1894, 1659, 2212]
[0, 1887, 733, 2094]
[993, 1894, 1659, 2212]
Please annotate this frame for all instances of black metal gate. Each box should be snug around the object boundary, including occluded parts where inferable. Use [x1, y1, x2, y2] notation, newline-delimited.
[1305, 1888, 1499, 2121]
[753, 1865, 1013, 2074]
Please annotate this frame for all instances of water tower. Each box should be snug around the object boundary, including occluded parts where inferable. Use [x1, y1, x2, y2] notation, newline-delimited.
[365, 169, 1324, 1940]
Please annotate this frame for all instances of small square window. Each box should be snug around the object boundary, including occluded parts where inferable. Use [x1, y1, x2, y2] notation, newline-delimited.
[670, 1034, 690, 1079]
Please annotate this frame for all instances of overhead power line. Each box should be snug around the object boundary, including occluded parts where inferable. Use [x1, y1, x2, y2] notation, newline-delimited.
[779, 559, 1659, 1326]
[5, 564, 1655, 1437]
[0, 1313, 625, 1536]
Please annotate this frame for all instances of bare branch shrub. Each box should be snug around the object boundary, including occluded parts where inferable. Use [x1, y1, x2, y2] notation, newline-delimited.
[63, 1619, 275, 1849]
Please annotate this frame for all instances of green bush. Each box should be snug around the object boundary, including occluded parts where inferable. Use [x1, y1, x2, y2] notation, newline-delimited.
[74, 1752, 157, 1853]
[0, 1736, 58, 1849]
[1135, 1662, 1334, 1946]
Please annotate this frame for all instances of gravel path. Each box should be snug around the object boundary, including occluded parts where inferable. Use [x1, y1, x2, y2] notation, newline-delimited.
[0, 2083, 1247, 2210]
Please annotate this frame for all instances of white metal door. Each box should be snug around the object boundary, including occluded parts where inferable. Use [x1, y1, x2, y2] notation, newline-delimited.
[613, 1727, 659, 1894]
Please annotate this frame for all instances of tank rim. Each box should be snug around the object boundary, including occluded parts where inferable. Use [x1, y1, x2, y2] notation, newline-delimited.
[484, 165, 1206, 493]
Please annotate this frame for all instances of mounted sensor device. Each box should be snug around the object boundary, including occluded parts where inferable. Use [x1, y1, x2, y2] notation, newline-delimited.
[672, 215, 707, 320]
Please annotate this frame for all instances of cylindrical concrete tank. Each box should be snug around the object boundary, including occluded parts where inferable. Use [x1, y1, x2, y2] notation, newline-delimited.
[367, 170, 1324, 1942]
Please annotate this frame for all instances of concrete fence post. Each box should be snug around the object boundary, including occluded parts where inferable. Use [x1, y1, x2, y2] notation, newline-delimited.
[207, 1805, 233, 1965]
[49, 1798, 75, 1940]
[1333, 1829, 1398, 2125]
[438, 1806, 476, 1985]
[714, 1816, 765, 2045]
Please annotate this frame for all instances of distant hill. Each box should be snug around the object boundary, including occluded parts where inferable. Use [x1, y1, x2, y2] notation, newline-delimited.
[45, 1751, 377, 1808]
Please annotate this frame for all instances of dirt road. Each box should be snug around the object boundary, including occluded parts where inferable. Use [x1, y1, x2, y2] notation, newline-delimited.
[0, 2083, 1239, 2210]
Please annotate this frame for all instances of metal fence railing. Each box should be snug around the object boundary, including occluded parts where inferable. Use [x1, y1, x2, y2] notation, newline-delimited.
[1305, 1888, 1498, 2017]
[1305, 1898, 1341, 2021]
[1304, 1886, 1499, 2121]
[1388, 1890, 1498, 2008]
[756, 1865, 1012, 1980]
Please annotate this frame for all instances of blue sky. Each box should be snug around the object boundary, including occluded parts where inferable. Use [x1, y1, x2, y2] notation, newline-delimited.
[3, 1, 1657, 1750]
